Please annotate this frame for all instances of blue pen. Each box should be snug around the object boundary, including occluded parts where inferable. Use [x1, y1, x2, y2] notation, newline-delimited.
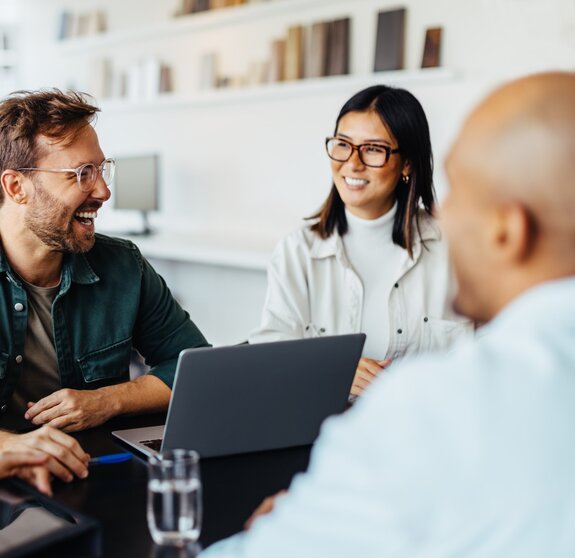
[89, 452, 133, 465]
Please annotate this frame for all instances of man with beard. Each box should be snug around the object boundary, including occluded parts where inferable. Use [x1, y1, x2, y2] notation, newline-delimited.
[200, 72, 575, 557]
[0, 90, 208, 481]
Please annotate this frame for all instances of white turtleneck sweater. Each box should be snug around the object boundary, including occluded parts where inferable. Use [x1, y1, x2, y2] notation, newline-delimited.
[342, 205, 406, 360]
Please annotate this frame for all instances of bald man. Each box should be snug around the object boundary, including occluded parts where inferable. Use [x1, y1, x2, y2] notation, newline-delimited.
[200, 71, 575, 557]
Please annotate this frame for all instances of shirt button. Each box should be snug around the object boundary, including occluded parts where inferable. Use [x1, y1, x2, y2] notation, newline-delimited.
[15, 355, 23, 364]
[0, 405, 7, 414]
[14, 303, 24, 311]
[394, 283, 399, 288]
[397, 329, 403, 334]
[424, 317, 429, 323]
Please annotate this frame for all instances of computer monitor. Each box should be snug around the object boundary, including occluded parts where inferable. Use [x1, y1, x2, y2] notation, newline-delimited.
[113, 154, 159, 235]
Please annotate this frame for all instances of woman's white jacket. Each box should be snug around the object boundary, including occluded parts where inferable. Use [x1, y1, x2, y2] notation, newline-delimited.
[250, 214, 472, 359]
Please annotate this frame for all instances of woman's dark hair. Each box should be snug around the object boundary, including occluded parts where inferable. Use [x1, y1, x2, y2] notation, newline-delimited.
[308, 84, 436, 258]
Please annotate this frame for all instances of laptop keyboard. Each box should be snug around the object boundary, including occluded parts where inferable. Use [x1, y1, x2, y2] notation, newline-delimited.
[141, 439, 163, 452]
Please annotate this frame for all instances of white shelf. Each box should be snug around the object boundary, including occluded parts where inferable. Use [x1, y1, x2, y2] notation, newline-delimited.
[57, 0, 349, 53]
[98, 68, 457, 112]
[111, 230, 275, 271]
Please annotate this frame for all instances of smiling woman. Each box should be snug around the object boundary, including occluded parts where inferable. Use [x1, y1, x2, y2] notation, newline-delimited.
[250, 84, 473, 397]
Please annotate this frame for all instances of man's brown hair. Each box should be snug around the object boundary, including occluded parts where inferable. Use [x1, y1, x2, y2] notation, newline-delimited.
[0, 89, 100, 204]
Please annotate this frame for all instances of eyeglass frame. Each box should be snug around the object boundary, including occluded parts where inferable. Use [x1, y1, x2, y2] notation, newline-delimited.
[16, 158, 116, 192]
[325, 137, 400, 168]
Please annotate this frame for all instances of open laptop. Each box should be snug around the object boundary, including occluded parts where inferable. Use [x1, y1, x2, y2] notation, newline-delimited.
[112, 334, 365, 458]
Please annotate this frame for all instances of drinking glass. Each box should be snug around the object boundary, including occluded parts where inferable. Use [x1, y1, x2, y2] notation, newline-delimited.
[147, 449, 202, 547]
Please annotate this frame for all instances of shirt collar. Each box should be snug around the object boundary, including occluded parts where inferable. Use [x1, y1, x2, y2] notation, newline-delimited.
[0, 239, 99, 286]
[66, 252, 100, 285]
[0, 243, 9, 275]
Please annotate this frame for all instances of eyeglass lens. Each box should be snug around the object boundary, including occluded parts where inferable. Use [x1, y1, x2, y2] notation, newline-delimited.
[326, 139, 388, 167]
[78, 160, 115, 191]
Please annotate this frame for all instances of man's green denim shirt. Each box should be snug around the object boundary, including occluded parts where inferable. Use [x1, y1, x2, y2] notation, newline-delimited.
[0, 234, 209, 408]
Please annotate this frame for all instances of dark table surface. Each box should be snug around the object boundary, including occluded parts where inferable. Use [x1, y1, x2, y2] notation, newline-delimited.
[49, 413, 311, 558]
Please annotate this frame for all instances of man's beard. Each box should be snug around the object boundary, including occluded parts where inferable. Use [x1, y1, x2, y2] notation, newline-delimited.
[25, 180, 97, 254]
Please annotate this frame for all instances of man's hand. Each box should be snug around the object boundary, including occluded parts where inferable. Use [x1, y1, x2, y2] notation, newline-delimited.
[244, 490, 288, 530]
[25, 388, 116, 432]
[0, 451, 52, 495]
[351, 358, 392, 396]
[0, 425, 89, 485]
[25, 376, 171, 433]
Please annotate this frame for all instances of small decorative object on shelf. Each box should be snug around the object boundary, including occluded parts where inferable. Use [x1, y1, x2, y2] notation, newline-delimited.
[421, 27, 443, 68]
[58, 10, 107, 40]
[373, 7, 406, 72]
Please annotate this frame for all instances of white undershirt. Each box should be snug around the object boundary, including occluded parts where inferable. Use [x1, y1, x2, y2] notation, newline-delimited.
[342, 205, 405, 360]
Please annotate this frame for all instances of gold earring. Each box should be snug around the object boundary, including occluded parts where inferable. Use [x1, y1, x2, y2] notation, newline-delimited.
[402, 174, 410, 184]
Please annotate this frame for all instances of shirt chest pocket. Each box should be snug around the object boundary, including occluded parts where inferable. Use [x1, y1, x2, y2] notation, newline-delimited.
[422, 318, 472, 353]
[76, 338, 132, 384]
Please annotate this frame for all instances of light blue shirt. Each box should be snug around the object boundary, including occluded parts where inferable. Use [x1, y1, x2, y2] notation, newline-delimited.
[201, 278, 575, 558]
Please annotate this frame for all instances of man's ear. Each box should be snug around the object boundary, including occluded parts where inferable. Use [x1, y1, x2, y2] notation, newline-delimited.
[1, 170, 28, 204]
[492, 203, 535, 263]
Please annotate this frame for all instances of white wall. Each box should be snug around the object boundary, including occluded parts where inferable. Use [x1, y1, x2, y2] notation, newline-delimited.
[11, 0, 575, 344]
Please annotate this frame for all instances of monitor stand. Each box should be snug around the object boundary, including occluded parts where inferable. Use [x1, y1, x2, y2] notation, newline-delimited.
[123, 211, 154, 237]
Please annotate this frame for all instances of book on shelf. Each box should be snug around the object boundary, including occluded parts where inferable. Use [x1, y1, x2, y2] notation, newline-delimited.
[142, 58, 162, 100]
[267, 38, 286, 82]
[210, 0, 246, 7]
[326, 17, 350, 76]
[76, 13, 90, 36]
[191, 0, 210, 12]
[199, 52, 219, 89]
[175, 0, 195, 15]
[57, 9, 107, 39]
[284, 25, 304, 81]
[88, 58, 113, 101]
[87, 11, 107, 35]
[159, 64, 173, 93]
[121, 57, 169, 100]
[125, 63, 142, 101]
[58, 11, 72, 40]
[421, 26, 442, 68]
[373, 8, 406, 72]
[305, 21, 329, 78]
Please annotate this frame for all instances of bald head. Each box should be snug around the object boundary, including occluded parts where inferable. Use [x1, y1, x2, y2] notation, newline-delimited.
[442, 72, 575, 322]
[450, 72, 575, 238]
